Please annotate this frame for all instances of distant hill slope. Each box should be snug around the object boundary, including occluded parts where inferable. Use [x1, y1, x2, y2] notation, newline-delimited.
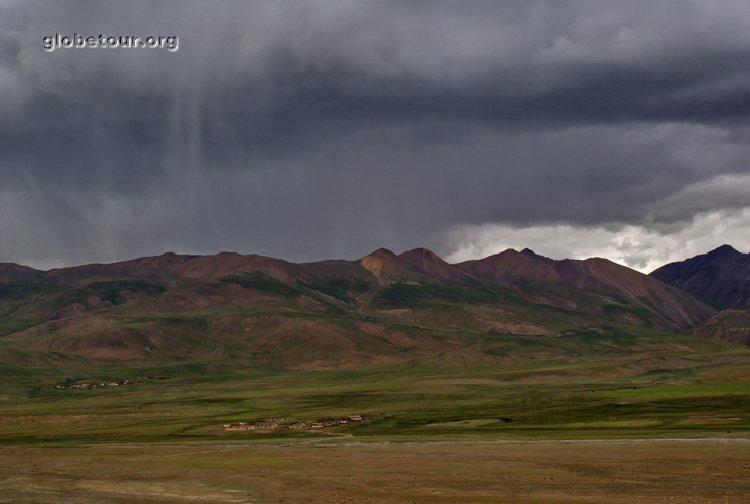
[455, 248, 714, 332]
[0, 247, 718, 367]
[650, 245, 750, 309]
[692, 309, 750, 345]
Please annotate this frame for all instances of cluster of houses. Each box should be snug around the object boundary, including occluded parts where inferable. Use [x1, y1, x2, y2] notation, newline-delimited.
[55, 379, 132, 389]
[223, 414, 366, 432]
[55, 375, 171, 390]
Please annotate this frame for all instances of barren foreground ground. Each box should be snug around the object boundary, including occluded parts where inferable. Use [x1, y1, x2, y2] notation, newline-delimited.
[1, 439, 749, 503]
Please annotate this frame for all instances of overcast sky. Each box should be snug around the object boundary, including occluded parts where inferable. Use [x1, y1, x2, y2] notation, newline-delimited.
[1, 0, 749, 272]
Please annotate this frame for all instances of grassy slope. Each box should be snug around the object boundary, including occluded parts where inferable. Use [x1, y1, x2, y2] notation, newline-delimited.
[0, 274, 673, 369]
[694, 309, 750, 344]
[0, 257, 719, 366]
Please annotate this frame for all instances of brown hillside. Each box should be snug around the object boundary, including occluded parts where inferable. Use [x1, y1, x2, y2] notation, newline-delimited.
[358, 248, 427, 283]
[176, 252, 297, 281]
[398, 248, 477, 283]
[456, 248, 714, 331]
[0, 246, 724, 367]
[0, 263, 43, 283]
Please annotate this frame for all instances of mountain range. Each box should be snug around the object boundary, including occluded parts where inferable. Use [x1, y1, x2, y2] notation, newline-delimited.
[650, 244, 750, 309]
[0, 245, 746, 367]
[650, 244, 750, 344]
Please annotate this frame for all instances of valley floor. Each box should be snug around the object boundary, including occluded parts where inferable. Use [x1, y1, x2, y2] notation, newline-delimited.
[2, 439, 749, 503]
[1, 329, 749, 503]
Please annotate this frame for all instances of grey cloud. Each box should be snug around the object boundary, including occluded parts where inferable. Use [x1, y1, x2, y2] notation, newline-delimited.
[1, 0, 750, 266]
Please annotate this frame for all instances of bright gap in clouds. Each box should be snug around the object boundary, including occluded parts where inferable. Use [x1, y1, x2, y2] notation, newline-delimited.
[444, 208, 750, 273]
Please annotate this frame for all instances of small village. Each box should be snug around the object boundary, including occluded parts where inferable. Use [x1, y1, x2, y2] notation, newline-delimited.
[55, 376, 171, 390]
[224, 414, 367, 432]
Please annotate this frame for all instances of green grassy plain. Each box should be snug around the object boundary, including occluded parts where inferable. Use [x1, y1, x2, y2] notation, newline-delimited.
[1, 329, 749, 445]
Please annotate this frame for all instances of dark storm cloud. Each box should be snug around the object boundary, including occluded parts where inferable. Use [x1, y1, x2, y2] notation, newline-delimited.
[1, 0, 750, 267]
